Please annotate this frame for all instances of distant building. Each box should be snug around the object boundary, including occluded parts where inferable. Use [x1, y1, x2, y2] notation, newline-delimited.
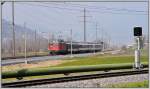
[127, 44, 134, 49]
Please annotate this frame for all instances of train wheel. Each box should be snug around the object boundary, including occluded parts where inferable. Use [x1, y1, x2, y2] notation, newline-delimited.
[51, 52, 54, 55]
[49, 52, 52, 55]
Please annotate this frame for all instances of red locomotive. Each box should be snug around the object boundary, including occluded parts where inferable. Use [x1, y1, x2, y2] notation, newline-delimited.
[48, 39, 103, 55]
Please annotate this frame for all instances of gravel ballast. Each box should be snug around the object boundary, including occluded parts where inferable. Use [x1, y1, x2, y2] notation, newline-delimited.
[27, 74, 148, 88]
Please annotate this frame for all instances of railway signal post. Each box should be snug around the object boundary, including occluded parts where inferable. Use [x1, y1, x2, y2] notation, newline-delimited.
[133, 27, 143, 69]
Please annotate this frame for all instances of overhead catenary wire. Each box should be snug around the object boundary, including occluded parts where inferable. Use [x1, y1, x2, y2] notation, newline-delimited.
[43, 2, 147, 13]
[16, 4, 62, 27]
[16, 2, 81, 33]
[21, 2, 147, 15]
[15, 6, 79, 44]
[15, 4, 67, 35]
[21, 2, 83, 12]
[40, 2, 148, 15]
[16, 2, 86, 41]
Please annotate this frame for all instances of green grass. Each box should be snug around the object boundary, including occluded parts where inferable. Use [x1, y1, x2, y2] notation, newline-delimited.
[54, 55, 148, 67]
[2, 54, 149, 83]
[106, 80, 149, 88]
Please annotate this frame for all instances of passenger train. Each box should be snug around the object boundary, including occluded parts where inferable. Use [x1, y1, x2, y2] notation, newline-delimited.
[48, 39, 103, 55]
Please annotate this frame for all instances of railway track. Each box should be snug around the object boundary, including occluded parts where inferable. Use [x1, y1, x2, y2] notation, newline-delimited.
[2, 69, 148, 88]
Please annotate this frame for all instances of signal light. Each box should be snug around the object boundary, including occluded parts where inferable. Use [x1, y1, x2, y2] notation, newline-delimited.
[134, 27, 142, 36]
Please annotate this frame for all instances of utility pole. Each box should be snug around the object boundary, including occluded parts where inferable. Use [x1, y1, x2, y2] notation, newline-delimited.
[83, 8, 86, 42]
[1, 2, 3, 61]
[48, 32, 50, 45]
[94, 22, 98, 54]
[101, 28, 104, 51]
[12, 1, 16, 57]
[79, 8, 91, 42]
[108, 35, 111, 49]
[35, 29, 37, 56]
[106, 34, 109, 50]
[38, 31, 40, 52]
[51, 33, 54, 42]
[24, 23, 27, 64]
[47, 32, 51, 52]
[70, 29, 73, 58]
[96, 22, 98, 43]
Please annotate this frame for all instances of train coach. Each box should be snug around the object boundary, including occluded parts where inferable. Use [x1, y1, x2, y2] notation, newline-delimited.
[48, 40, 103, 55]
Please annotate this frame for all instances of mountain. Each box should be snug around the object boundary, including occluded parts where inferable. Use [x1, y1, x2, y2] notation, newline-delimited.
[1, 19, 48, 54]
[2, 19, 37, 40]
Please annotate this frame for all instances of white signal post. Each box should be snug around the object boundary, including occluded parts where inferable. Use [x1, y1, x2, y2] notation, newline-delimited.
[134, 37, 142, 69]
[133, 27, 143, 69]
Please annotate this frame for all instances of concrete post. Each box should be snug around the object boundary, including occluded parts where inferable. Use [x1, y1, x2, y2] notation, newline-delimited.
[134, 37, 141, 69]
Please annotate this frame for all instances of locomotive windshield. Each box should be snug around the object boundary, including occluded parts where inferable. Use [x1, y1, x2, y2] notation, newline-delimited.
[51, 39, 65, 44]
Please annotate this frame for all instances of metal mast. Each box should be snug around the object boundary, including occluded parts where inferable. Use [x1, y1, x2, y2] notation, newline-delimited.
[83, 8, 86, 42]
[12, 1, 16, 57]
[70, 29, 73, 57]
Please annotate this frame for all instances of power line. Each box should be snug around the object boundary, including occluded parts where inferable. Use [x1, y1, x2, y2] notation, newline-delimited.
[67, 3, 147, 13]
[17, 4, 63, 26]
[15, 4, 78, 43]
[79, 8, 92, 42]
[42, 2, 147, 14]
[85, 8, 148, 15]
[22, 3, 147, 15]
[22, 2, 92, 42]
[17, 3, 82, 30]
[16, 5, 62, 31]
[22, 3, 82, 12]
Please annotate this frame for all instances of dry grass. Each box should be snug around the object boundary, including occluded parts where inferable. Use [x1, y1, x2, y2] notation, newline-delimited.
[2, 59, 75, 72]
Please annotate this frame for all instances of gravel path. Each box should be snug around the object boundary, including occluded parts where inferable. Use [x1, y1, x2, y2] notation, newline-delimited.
[27, 74, 148, 88]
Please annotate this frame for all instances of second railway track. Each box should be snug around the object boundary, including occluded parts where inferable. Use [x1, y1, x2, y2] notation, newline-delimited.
[2, 69, 148, 88]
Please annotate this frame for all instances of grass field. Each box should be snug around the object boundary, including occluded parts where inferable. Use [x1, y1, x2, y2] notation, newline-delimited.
[2, 54, 148, 72]
[105, 80, 149, 88]
[2, 54, 149, 83]
[54, 55, 148, 67]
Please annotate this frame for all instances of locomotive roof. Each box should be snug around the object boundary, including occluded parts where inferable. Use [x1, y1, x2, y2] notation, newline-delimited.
[66, 42, 102, 45]
[52, 40, 103, 45]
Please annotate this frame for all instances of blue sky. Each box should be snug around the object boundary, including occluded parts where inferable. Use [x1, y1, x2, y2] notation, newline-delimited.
[2, 2, 148, 46]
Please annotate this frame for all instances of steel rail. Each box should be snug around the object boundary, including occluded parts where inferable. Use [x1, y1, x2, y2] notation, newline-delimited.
[2, 69, 148, 88]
